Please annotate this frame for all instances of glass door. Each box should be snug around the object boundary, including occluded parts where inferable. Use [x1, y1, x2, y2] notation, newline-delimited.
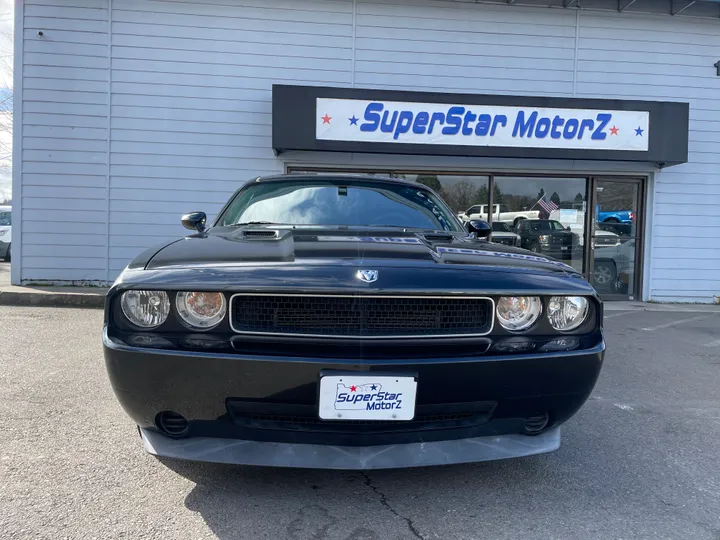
[588, 178, 645, 300]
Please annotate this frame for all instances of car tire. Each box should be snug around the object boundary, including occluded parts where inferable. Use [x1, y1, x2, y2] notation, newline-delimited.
[604, 218, 620, 223]
[529, 243, 541, 253]
[593, 260, 617, 290]
[3, 243, 9, 262]
[513, 217, 526, 228]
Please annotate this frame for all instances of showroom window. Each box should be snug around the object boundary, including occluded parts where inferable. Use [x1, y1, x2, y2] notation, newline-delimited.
[287, 168, 645, 301]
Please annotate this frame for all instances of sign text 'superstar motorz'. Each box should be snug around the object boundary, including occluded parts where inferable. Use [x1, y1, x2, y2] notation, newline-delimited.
[334, 383, 404, 411]
[316, 98, 649, 151]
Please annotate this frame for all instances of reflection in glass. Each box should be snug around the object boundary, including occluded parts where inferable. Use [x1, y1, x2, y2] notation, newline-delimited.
[494, 177, 587, 273]
[593, 180, 640, 299]
[593, 238, 636, 297]
[595, 181, 638, 238]
[392, 174, 490, 216]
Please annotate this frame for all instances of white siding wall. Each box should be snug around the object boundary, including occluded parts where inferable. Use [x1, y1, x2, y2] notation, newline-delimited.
[106, 0, 353, 277]
[20, 0, 109, 282]
[575, 11, 720, 302]
[16, 0, 720, 302]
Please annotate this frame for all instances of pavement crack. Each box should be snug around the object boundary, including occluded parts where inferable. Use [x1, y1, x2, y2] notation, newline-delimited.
[361, 472, 425, 540]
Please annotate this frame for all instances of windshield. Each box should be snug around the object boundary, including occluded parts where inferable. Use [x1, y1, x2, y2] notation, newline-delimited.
[217, 179, 461, 231]
[530, 220, 566, 232]
[492, 222, 512, 232]
[0, 211, 10, 226]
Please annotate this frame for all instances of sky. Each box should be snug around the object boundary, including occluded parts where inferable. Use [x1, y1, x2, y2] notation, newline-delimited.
[0, 0, 12, 202]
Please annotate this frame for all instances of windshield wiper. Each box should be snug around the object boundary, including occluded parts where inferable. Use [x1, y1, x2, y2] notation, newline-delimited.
[364, 225, 452, 232]
[232, 221, 279, 226]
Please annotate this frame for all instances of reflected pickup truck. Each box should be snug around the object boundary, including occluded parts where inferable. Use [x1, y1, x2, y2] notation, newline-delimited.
[458, 204, 540, 228]
[597, 207, 633, 224]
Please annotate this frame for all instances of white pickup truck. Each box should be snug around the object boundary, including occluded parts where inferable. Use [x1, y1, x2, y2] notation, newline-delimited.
[458, 204, 540, 227]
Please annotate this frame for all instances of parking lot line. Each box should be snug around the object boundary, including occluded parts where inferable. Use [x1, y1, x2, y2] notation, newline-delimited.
[603, 311, 634, 319]
[641, 314, 718, 332]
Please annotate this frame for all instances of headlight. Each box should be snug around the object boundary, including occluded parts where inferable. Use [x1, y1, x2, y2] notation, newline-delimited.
[120, 290, 170, 329]
[0, 230, 6, 236]
[539, 235, 550, 244]
[547, 296, 589, 331]
[176, 292, 226, 329]
[496, 296, 542, 331]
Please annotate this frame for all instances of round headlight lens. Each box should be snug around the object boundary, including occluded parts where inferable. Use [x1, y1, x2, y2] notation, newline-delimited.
[120, 290, 170, 329]
[547, 296, 589, 331]
[176, 292, 227, 329]
[496, 296, 542, 331]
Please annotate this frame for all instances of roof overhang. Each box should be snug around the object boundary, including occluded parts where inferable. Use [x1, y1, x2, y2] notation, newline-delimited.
[440, 0, 720, 19]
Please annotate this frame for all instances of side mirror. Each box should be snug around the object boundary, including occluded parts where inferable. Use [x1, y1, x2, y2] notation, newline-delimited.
[466, 219, 492, 239]
[181, 211, 207, 232]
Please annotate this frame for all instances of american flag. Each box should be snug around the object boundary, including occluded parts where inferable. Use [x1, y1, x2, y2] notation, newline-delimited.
[538, 197, 559, 214]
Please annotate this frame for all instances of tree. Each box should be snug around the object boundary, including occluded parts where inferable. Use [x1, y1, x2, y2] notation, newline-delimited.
[415, 174, 442, 193]
[537, 188, 545, 201]
[550, 191, 561, 205]
[443, 181, 475, 212]
[473, 184, 504, 207]
[574, 192, 584, 203]
[474, 185, 489, 205]
[493, 184, 503, 205]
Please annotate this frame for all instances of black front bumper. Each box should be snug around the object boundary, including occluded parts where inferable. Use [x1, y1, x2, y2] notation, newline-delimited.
[103, 328, 604, 466]
[139, 425, 562, 470]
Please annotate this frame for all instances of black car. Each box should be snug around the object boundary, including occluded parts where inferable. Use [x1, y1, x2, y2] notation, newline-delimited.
[103, 175, 605, 470]
[490, 221, 521, 247]
[517, 219, 579, 258]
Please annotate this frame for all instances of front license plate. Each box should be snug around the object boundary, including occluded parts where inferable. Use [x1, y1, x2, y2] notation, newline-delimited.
[561, 246, 569, 251]
[318, 375, 417, 421]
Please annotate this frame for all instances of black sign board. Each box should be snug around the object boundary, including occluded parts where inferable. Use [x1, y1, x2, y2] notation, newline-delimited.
[272, 84, 688, 167]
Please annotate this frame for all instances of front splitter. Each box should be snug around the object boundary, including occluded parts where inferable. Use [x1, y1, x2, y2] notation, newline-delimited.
[140, 427, 561, 470]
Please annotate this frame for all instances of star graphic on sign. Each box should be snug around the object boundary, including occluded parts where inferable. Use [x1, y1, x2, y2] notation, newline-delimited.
[349, 115, 359, 126]
[609, 126, 619, 135]
[635, 127, 644, 136]
[350, 385, 357, 392]
[370, 384, 377, 390]
[321, 113, 332, 124]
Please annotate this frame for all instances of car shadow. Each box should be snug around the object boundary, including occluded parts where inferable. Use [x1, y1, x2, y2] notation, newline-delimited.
[160, 451, 565, 540]
[155, 407, 668, 540]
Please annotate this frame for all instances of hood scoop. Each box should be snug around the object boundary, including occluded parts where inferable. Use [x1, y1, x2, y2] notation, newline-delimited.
[423, 232, 456, 242]
[241, 229, 280, 239]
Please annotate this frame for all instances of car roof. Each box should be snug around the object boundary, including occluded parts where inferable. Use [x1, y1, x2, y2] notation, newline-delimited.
[251, 173, 424, 188]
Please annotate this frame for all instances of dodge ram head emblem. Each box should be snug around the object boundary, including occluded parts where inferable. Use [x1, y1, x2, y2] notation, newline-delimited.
[356, 270, 378, 283]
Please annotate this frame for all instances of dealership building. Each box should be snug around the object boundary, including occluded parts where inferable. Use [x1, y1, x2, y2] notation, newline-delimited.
[11, 0, 720, 302]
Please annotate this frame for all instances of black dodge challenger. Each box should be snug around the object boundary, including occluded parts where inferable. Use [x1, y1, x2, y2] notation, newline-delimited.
[103, 174, 605, 469]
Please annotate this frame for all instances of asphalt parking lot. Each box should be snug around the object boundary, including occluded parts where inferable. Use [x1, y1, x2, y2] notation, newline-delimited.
[2, 305, 720, 540]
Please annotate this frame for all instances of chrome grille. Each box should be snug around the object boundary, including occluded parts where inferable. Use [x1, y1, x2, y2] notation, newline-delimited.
[230, 294, 493, 338]
[595, 236, 618, 246]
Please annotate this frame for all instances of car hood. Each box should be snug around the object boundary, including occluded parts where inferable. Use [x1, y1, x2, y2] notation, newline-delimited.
[115, 228, 594, 296]
[141, 227, 579, 272]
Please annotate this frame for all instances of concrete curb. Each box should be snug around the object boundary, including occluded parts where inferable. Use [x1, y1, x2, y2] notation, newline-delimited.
[0, 289, 106, 308]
